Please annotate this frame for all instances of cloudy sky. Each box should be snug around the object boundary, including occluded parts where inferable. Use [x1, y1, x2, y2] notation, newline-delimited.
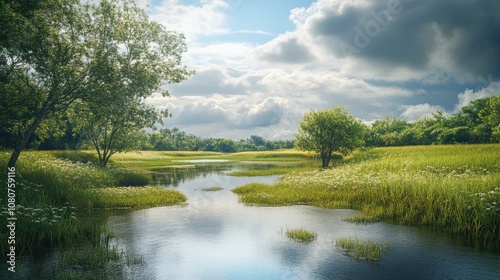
[142, 0, 500, 140]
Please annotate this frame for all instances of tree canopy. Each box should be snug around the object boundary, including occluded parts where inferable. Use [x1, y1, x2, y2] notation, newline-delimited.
[295, 106, 366, 168]
[0, 0, 192, 167]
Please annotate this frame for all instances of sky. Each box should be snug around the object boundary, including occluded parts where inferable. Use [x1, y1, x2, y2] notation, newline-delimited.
[141, 0, 500, 140]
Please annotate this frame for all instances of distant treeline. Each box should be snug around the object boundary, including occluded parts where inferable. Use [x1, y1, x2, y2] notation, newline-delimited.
[365, 95, 499, 146]
[1, 96, 498, 152]
[142, 130, 295, 152]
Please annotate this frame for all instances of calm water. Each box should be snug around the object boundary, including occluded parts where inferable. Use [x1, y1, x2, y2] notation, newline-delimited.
[106, 162, 500, 280]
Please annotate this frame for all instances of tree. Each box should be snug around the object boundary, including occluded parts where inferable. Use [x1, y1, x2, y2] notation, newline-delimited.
[367, 116, 410, 146]
[1, 0, 87, 167]
[479, 95, 500, 142]
[295, 107, 366, 168]
[0, 0, 192, 167]
[72, 0, 192, 166]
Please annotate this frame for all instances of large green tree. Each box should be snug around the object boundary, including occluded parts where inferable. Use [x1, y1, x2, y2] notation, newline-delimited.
[295, 106, 366, 168]
[72, 0, 192, 166]
[0, 0, 191, 167]
[1, 0, 87, 167]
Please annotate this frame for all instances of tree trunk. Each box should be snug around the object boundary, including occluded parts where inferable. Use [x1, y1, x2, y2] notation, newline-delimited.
[321, 155, 331, 169]
[7, 112, 46, 168]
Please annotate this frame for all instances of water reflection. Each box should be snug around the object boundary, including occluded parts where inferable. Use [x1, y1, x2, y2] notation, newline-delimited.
[107, 163, 500, 280]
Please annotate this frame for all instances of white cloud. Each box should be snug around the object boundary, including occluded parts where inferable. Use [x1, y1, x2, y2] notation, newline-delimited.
[253, 33, 315, 64]
[151, 0, 230, 41]
[187, 42, 257, 69]
[143, 0, 500, 140]
[245, 97, 290, 127]
[400, 103, 444, 121]
[455, 82, 500, 111]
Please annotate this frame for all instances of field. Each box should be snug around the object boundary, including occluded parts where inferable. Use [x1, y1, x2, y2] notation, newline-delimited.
[232, 144, 500, 246]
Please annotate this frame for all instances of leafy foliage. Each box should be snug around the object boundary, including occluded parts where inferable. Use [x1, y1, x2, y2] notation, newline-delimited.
[295, 106, 366, 168]
[366, 96, 500, 146]
[0, 0, 192, 167]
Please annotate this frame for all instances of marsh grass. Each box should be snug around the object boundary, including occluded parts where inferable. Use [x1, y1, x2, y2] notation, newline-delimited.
[108, 168, 152, 186]
[202, 186, 224, 192]
[344, 215, 382, 224]
[228, 168, 300, 177]
[89, 186, 186, 209]
[335, 236, 389, 262]
[224, 150, 323, 162]
[0, 150, 186, 274]
[110, 151, 223, 168]
[232, 145, 500, 246]
[285, 227, 317, 243]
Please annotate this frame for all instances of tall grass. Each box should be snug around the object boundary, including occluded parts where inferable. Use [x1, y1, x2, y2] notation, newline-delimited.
[224, 150, 326, 162]
[0, 150, 186, 273]
[233, 145, 500, 247]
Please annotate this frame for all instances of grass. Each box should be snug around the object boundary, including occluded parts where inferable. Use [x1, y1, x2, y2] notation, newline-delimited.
[89, 186, 186, 209]
[222, 150, 326, 162]
[285, 227, 317, 243]
[228, 168, 303, 177]
[110, 151, 224, 168]
[202, 186, 224, 192]
[344, 215, 382, 224]
[335, 236, 389, 262]
[232, 144, 500, 247]
[0, 150, 187, 277]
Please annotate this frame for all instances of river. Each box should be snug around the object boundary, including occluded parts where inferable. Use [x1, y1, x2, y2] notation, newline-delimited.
[105, 161, 500, 280]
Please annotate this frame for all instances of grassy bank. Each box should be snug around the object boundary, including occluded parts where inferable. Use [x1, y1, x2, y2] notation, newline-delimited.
[232, 145, 500, 246]
[0, 151, 186, 278]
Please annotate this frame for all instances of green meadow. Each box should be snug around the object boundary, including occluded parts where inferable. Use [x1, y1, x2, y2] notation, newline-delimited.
[232, 144, 500, 246]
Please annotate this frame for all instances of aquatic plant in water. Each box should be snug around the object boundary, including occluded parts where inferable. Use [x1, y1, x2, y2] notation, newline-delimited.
[335, 236, 389, 262]
[285, 227, 317, 243]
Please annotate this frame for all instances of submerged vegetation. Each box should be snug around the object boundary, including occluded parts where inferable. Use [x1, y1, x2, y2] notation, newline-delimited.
[202, 186, 224, 192]
[233, 144, 500, 246]
[335, 236, 389, 262]
[285, 227, 317, 243]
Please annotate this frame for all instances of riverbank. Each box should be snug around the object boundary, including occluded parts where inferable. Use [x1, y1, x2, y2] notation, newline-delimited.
[0, 151, 186, 279]
[233, 144, 500, 248]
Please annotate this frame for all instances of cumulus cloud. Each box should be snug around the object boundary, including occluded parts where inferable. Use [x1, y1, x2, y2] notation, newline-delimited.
[147, 0, 500, 140]
[167, 67, 245, 96]
[455, 82, 500, 111]
[254, 33, 315, 64]
[150, 0, 230, 41]
[176, 100, 230, 125]
[244, 97, 290, 127]
[295, 0, 500, 82]
[400, 103, 444, 121]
